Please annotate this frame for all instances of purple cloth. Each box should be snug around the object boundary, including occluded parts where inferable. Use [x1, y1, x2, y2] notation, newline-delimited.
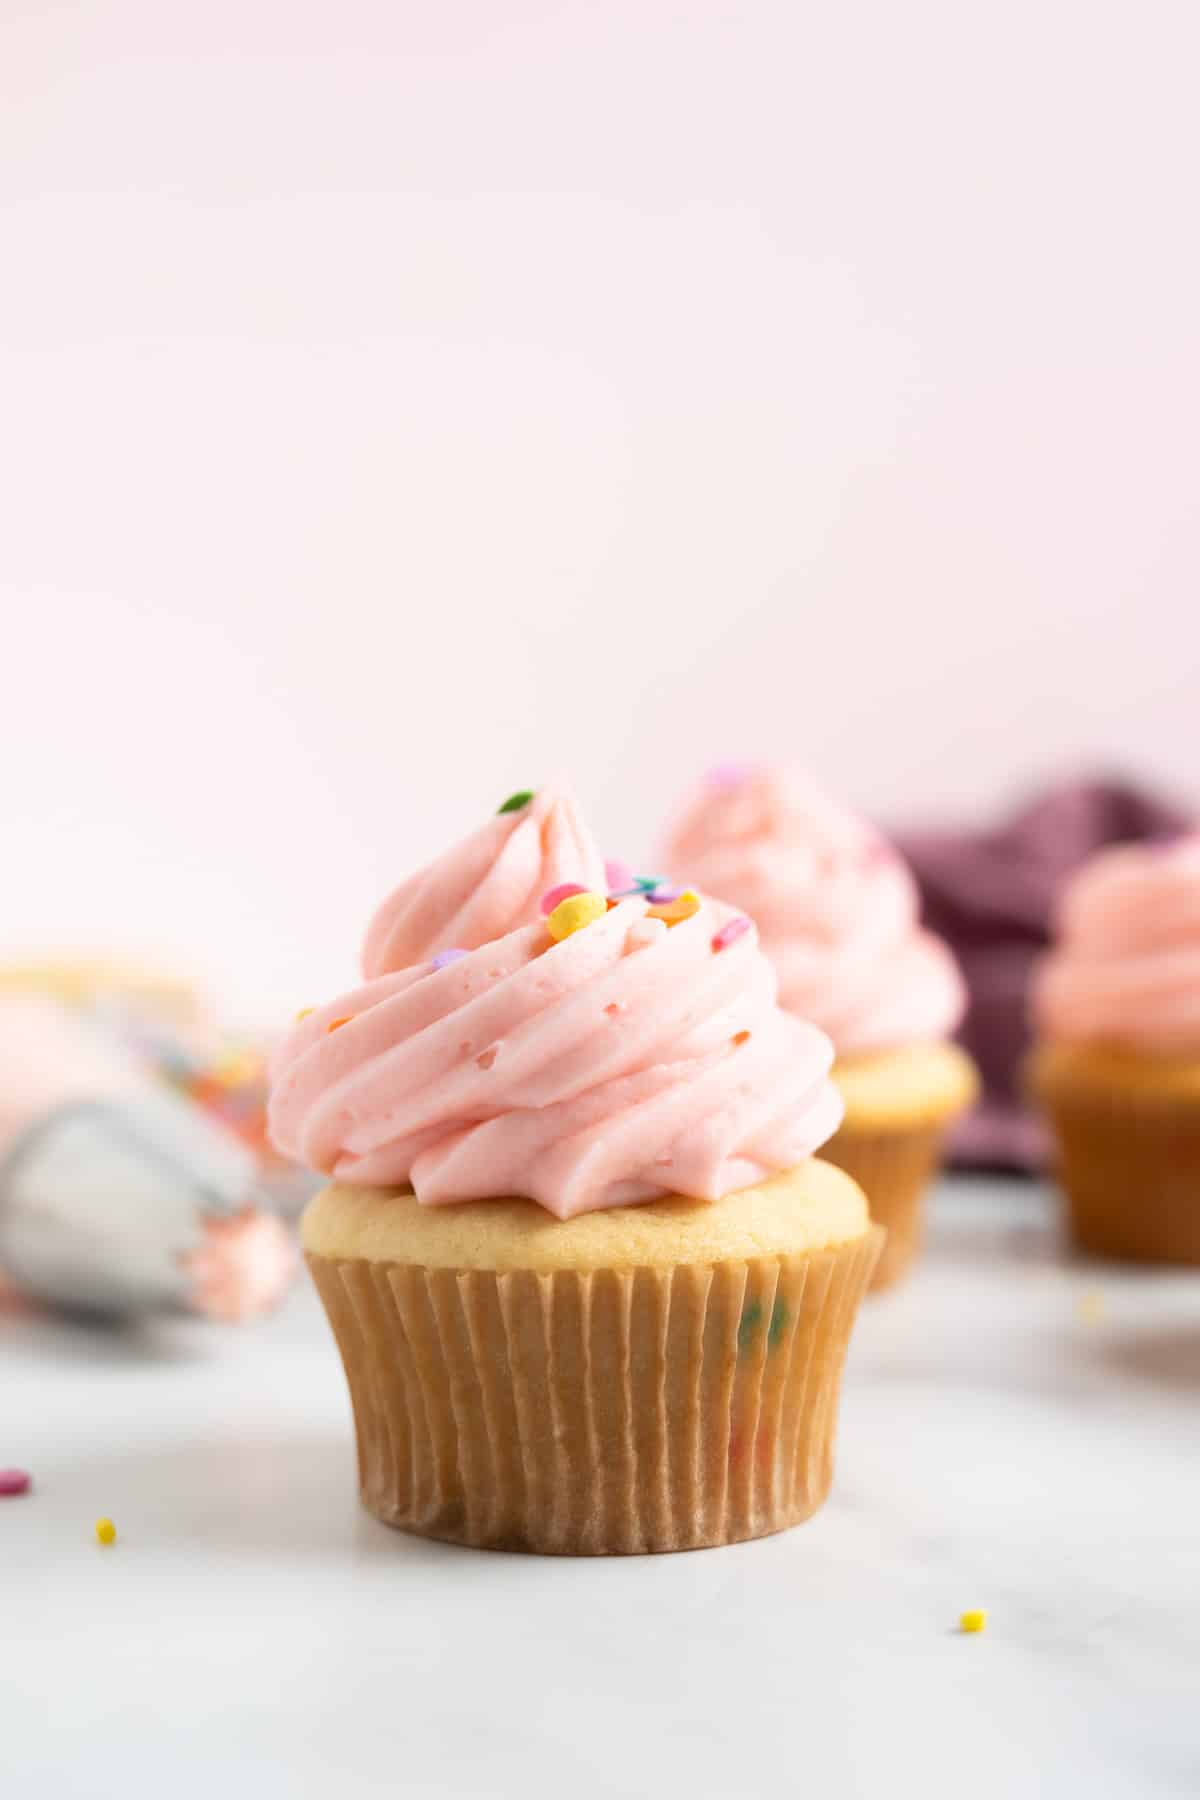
[895, 777, 1193, 1171]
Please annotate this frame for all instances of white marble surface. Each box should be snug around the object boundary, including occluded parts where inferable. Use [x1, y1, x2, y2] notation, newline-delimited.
[3, 1176, 1198, 1799]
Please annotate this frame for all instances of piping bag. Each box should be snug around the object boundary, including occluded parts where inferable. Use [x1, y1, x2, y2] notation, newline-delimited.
[0, 994, 295, 1321]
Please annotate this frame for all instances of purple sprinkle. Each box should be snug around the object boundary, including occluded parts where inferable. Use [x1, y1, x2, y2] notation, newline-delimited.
[646, 884, 683, 906]
[712, 916, 752, 954]
[431, 948, 469, 971]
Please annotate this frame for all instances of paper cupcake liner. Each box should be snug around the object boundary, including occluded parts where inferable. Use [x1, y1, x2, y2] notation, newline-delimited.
[818, 1125, 947, 1291]
[1037, 1086, 1200, 1265]
[307, 1226, 882, 1555]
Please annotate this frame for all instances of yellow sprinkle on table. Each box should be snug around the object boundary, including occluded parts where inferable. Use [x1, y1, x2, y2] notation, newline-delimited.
[1077, 1291, 1105, 1324]
[546, 891, 607, 942]
[959, 1609, 987, 1634]
[95, 1517, 117, 1546]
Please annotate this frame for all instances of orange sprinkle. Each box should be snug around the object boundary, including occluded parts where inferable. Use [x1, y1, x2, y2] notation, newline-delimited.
[733, 1030, 751, 1046]
[328, 1017, 352, 1033]
[646, 889, 701, 927]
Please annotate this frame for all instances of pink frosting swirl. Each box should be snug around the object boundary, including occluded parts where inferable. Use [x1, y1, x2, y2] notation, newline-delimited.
[1033, 835, 1200, 1054]
[362, 785, 605, 978]
[271, 865, 842, 1219]
[661, 767, 965, 1055]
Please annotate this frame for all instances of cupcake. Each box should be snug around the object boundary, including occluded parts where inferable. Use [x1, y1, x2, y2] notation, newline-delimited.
[1029, 834, 1200, 1263]
[270, 786, 881, 1554]
[661, 766, 977, 1289]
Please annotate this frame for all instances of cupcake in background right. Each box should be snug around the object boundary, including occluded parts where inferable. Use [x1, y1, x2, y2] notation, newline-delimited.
[661, 767, 978, 1289]
[1029, 834, 1200, 1263]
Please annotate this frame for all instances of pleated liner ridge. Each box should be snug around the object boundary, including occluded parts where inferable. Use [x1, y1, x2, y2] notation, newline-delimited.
[307, 1225, 883, 1555]
[821, 1124, 947, 1291]
[1041, 1089, 1200, 1266]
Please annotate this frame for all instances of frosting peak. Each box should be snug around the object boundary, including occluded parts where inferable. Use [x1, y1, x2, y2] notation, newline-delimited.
[362, 785, 605, 978]
[661, 767, 966, 1055]
[1034, 835, 1200, 1054]
[270, 792, 843, 1218]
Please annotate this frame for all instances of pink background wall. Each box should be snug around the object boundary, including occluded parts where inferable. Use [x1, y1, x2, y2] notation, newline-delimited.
[3, 1, 1197, 1016]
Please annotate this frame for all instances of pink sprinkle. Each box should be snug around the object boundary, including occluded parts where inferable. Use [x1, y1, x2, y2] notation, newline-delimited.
[604, 858, 636, 895]
[0, 1469, 31, 1497]
[707, 761, 753, 790]
[712, 916, 751, 953]
[540, 882, 587, 916]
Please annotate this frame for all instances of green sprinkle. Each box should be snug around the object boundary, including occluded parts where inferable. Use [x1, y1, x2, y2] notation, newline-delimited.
[737, 1300, 763, 1353]
[497, 790, 534, 815]
[768, 1297, 789, 1351]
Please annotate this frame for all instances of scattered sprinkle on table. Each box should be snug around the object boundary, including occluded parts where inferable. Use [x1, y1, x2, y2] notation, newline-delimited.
[1077, 1291, 1105, 1324]
[95, 1517, 117, 1546]
[431, 948, 469, 970]
[959, 1609, 987, 1634]
[0, 1468, 31, 1497]
[546, 891, 607, 942]
[712, 916, 751, 953]
[497, 790, 534, 814]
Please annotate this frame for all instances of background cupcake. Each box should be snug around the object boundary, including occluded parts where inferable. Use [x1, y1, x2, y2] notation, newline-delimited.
[271, 786, 881, 1554]
[1029, 834, 1200, 1263]
[661, 765, 977, 1289]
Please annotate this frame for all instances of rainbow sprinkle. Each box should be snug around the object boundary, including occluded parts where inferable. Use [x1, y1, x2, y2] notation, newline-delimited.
[327, 1017, 351, 1033]
[431, 948, 469, 971]
[707, 762, 752, 790]
[646, 889, 700, 927]
[540, 882, 588, 916]
[712, 916, 751, 953]
[95, 1517, 117, 1546]
[497, 790, 534, 814]
[959, 1610, 988, 1634]
[546, 891, 607, 942]
[604, 858, 636, 894]
[0, 1468, 31, 1497]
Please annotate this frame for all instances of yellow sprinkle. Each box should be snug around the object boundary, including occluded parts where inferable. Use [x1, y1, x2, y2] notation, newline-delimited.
[211, 1050, 260, 1088]
[95, 1517, 117, 1546]
[295, 1006, 316, 1023]
[646, 888, 702, 927]
[959, 1609, 987, 1634]
[546, 891, 607, 942]
[1077, 1291, 1105, 1324]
